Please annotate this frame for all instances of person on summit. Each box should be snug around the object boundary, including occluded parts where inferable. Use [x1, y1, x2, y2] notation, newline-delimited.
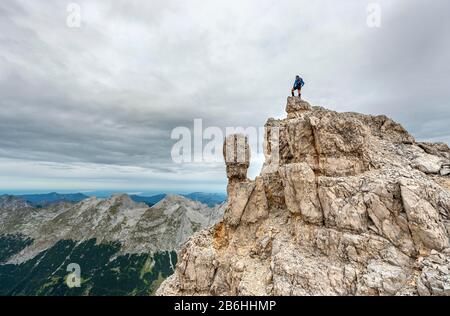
[291, 75, 305, 98]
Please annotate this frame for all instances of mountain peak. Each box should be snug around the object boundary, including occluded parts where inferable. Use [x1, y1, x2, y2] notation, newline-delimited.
[158, 98, 450, 296]
[0, 195, 30, 210]
[155, 194, 202, 208]
[165, 194, 192, 203]
[111, 193, 134, 202]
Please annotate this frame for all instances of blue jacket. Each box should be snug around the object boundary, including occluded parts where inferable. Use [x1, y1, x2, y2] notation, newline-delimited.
[293, 77, 304, 89]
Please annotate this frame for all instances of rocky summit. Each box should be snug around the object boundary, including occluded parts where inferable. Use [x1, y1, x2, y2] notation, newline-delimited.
[157, 97, 450, 296]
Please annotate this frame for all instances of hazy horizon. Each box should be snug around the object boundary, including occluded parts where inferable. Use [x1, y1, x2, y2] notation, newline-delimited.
[0, 189, 226, 197]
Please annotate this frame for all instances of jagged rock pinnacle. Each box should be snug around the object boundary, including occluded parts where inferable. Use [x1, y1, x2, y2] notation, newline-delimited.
[223, 134, 250, 183]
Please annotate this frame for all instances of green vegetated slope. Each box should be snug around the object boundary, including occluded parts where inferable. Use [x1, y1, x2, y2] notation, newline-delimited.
[0, 235, 177, 296]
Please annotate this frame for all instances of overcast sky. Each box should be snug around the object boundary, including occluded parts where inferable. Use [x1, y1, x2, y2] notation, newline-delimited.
[0, 0, 449, 194]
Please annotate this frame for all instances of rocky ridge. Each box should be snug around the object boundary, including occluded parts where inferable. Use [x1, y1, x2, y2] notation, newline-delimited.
[2, 194, 225, 264]
[157, 97, 450, 296]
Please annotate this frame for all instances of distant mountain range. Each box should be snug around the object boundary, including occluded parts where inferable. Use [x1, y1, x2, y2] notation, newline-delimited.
[129, 194, 167, 207]
[6, 191, 226, 208]
[0, 193, 226, 295]
[182, 192, 227, 207]
[17, 192, 89, 207]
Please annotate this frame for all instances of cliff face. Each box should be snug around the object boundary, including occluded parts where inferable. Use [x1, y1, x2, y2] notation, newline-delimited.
[157, 97, 450, 296]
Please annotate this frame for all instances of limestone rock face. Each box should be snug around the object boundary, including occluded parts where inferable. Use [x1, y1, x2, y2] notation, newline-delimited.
[157, 97, 450, 296]
[286, 97, 312, 119]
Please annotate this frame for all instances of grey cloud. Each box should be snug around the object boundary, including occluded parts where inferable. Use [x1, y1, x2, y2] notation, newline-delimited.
[0, 0, 449, 191]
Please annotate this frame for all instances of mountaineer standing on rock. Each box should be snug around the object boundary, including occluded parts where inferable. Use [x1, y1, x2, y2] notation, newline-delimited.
[291, 75, 305, 98]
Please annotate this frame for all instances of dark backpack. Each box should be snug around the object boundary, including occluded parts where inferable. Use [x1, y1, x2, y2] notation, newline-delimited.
[300, 78, 305, 87]
[295, 77, 305, 88]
